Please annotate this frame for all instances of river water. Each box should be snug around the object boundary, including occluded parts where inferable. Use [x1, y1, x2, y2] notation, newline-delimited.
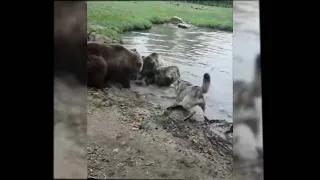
[123, 24, 233, 122]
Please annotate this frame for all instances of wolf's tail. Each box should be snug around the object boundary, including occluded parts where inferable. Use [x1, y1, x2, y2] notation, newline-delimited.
[201, 73, 211, 94]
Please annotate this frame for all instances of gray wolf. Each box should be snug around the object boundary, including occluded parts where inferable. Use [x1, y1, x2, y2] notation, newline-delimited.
[167, 73, 211, 121]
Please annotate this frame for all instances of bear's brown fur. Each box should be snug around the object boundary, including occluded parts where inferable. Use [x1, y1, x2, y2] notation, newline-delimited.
[87, 42, 143, 88]
[87, 54, 108, 88]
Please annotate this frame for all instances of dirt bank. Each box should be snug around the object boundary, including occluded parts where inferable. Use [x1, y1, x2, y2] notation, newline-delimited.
[87, 85, 232, 179]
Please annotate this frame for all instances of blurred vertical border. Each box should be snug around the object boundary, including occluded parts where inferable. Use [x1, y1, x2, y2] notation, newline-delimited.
[232, 0, 271, 179]
[54, 1, 88, 178]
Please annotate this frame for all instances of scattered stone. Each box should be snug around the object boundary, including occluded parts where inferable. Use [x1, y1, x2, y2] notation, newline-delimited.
[87, 146, 94, 153]
[178, 23, 190, 29]
[125, 147, 131, 151]
[117, 163, 125, 168]
[170, 16, 184, 24]
[145, 162, 155, 166]
[191, 139, 199, 145]
[113, 148, 119, 153]
[98, 156, 108, 162]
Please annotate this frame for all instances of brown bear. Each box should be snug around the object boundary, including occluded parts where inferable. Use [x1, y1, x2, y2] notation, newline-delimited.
[87, 42, 143, 88]
[136, 52, 167, 85]
[87, 54, 108, 89]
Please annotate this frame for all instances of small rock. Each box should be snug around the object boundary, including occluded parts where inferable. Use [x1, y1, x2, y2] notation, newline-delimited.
[145, 162, 155, 166]
[178, 23, 190, 29]
[121, 141, 126, 146]
[132, 123, 140, 128]
[98, 157, 108, 162]
[191, 139, 198, 144]
[125, 147, 131, 151]
[113, 148, 119, 153]
[87, 147, 93, 153]
[170, 16, 184, 24]
[117, 163, 125, 168]
[93, 159, 100, 163]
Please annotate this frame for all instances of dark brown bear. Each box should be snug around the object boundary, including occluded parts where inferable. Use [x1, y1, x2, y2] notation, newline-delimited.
[87, 54, 108, 89]
[87, 42, 143, 88]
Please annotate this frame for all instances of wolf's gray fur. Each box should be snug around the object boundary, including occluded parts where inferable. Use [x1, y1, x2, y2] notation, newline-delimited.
[167, 73, 211, 121]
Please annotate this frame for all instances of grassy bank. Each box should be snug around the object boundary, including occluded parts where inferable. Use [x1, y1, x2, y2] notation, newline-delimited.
[87, 1, 232, 42]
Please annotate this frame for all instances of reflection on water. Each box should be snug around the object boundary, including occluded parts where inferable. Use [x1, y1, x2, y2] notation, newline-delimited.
[123, 24, 233, 122]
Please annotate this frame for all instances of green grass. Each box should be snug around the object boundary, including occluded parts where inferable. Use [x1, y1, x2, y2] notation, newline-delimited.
[87, 1, 232, 42]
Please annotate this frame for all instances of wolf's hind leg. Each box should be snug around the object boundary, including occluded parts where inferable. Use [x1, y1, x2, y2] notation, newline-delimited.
[197, 102, 208, 121]
[183, 110, 196, 121]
